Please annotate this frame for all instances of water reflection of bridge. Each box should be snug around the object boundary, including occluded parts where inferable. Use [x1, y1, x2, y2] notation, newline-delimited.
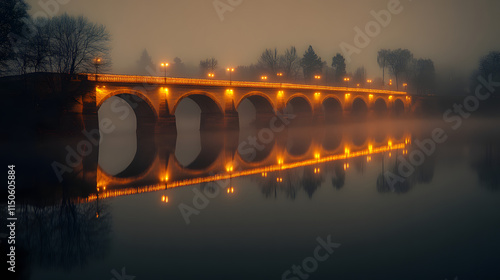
[89, 126, 410, 202]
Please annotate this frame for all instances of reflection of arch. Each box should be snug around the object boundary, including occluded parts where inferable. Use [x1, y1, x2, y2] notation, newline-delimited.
[322, 96, 343, 123]
[174, 131, 224, 170]
[351, 97, 368, 118]
[98, 92, 157, 179]
[286, 128, 313, 157]
[394, 99, 405, 116]
[373, 98, 388, 116]
[322, 126, 343, 151]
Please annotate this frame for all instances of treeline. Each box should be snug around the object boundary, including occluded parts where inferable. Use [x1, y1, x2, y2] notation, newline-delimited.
[0, 0, 111, 75]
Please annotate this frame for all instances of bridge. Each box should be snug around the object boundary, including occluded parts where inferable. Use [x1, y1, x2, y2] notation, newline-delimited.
[87, 74, 410, 132]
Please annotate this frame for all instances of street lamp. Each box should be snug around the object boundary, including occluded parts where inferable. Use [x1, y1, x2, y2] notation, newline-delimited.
[277, 72, 284, 87]
[314, 75, 321, 85]
[403, 83, 408, 91]
[366, 79, 372, 88]
[93, 57, 102, 81]
[261, 75, 268, 81]
[208, 73, 215, 78]
[161, 63, 169, 83]
[226, 67, 235, 85]
[343, 77, 350, 87]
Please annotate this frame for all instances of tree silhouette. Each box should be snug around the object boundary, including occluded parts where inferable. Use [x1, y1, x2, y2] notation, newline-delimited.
[136, 49, 154, 75]
[280, 46, 301, 81]
[0, 0, 29, 73]
[386, 49, 413, 90]
[199, 57, 218, 75]
[377, 49, 390, 86]
[300, 45, 323, 83]
[258, 48, 280, 75]
[331, 53, 346, 84]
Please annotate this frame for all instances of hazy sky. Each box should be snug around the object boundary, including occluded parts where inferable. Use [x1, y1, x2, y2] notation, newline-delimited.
[27, 0, 500, 78]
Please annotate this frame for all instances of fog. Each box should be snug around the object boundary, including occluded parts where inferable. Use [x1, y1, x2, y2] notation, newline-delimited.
[26, 0, 500, 78]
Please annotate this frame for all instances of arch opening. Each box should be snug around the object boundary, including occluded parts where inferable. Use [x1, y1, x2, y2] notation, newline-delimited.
[394, 99, 405, 116]
[351, 98, 368, 120]
[98, 93, 157, 178]
[373, 98, 388, 117]
[285, 96, 313, 126]
[322, 97, 343, 124]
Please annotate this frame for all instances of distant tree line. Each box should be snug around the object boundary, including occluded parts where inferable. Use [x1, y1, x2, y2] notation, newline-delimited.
[0, 0, 111, 75]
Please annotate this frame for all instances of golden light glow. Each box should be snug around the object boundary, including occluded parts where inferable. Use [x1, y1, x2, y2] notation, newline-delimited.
[226, 164, 234, 172]
[344, 77, 350, 82]
[388, 140, 393, 147]
[277, 177, 283, 183]
[367, 79, 373, 83]
[345, 147, 350, 154]
[226, 68, 235, 72]
[367, 156, 371, 162]
[314, 168, 321, 174]
[83, 140, 408, 203]
[356, 84, 360, 87]
[403, 83, 408, 87]
[369, 94, 374, 100]
[261, 76, 268, 80]
[262, 172, 267, 177]
[226, 89, 234, 96]
[226, 187, 235, 194]
[161, 63, 169, 67]
[314, 75, 321, 79]
[314, 153, 320, 159]
[344, 163, 350, 170]
[389, 79, 393, 86]
[389, 95, 393, 100]
[369, 144, 373, 153]
[86, 74, 408, 96]
[161, 195, 169, 203]
[208, 73, 215, 78]
[345, 93, 350, 99]
[96, 212, 99, 218]
[277, 73, 283, 76]
[278, 90, 284, 98]
[314, 92, 321, 99]
[389, 152, 392, 157]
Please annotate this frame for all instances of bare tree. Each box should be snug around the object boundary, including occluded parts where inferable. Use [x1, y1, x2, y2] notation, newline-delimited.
[135, 49, 154, 75]
[258, 48, 280, 75]
[386, 48, 413, 90]
[199, 57, 218, 75]
[48, 13, 111, 74]
[279, 46, 300, 81]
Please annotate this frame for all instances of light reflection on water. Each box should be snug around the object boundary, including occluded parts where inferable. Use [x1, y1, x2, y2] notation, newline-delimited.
[15, 118, 500, 279]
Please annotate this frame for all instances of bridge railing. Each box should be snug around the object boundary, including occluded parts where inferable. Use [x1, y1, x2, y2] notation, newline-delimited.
[86, 74, 407, 96]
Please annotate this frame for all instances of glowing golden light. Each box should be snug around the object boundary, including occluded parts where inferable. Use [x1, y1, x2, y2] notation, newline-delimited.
[226, 187, 235, 194]
[96, 212, 99, 218]
[161, 195, 169, 203]
[369, 144, 373, 153]
[84, 140, 408, 203]
[389, 79, 393, 86]
[389, 95, 393, 100]
[345, 93, 350, 99]
[343, 77, 350, 82]
[314, 92, 321, 99]
[161, 63, 169, 67]
[278, 90, 284, 98]
[388, 140, 393, 147]
[226, 68, 235, 72]
[277, 72, 283, 77]
[314, 75, 321, 79]
[367, 156, 371, 162]
[262, 172, 267, 177]
[226, 164, 234, 172]
[369, 94, 374, 99]
[261, 76, 268, 80]
[345, 147, 350, 154]
[208, 73, 215, 78]
[226, 89, 234, 96]
[356, 84, 360, 87]
[389, 152, 392, 157]
[314, 153, 320, 159]
[367, 79, 372, 83]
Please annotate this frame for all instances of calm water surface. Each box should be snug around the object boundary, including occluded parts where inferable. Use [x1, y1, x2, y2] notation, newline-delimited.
[12, 117, 500, 280]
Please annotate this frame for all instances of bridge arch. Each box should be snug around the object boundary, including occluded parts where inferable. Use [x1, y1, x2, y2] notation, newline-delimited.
[173, 91, 224, 131]
[351, 97, 368, 119]
[285, 94, 313, 125]
[97, 90, 158, 179]
[236, 91, 276, 128]
[373, 98, 388, 117]
[321, 95, 343, 123]
[393, 98, 405, 116]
